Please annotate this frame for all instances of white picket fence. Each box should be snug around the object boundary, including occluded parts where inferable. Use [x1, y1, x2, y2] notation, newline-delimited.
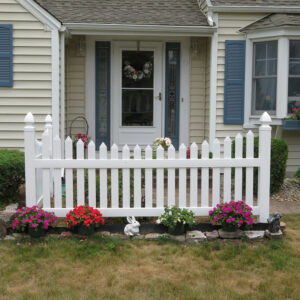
[24, 112, 272, 222]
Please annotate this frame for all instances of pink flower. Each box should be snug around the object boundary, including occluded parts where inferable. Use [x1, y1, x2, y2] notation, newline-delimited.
[226, 218, 231, 223]
[231, 218, 235, 222]
[213, 217, 218, 222]
[31, 223, 37, 228]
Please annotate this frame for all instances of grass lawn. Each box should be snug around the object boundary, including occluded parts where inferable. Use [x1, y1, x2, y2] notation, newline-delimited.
[1, 215, 300, 300]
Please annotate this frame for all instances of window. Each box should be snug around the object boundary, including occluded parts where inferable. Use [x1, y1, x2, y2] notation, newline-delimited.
[252, 41, 277, 115]
[0, 24, 13, 87]
[288, 40, 300, 113]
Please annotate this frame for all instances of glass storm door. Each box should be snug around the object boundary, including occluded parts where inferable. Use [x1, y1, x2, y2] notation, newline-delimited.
[113, 42, 163, 146]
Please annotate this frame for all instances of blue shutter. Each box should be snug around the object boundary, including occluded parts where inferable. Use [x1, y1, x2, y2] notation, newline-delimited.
[0, 25, 13, 87]
[224, 40, 245, 124]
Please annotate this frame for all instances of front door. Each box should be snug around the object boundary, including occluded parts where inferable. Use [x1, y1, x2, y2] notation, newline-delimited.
[113, 41, 163, 147]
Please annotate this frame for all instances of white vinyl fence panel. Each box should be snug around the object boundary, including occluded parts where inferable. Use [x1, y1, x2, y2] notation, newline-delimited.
[24, 112, 272, 222]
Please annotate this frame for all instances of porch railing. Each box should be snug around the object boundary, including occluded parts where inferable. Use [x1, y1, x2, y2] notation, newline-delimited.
[24, 112, 272, 222]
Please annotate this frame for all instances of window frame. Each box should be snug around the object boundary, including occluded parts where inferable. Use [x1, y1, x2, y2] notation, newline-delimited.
[244, 28, 300, 128]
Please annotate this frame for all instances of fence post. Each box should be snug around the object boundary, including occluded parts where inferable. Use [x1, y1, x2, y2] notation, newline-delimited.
[258, 112, 272, 223]
[45, 115, 53, 196]
[24, 112, 37, 206]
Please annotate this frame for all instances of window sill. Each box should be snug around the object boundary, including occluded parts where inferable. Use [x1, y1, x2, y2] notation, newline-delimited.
[243, 116, 283, 129]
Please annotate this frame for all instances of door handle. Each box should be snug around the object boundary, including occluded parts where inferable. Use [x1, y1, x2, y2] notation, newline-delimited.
[155, 92, 162, 101]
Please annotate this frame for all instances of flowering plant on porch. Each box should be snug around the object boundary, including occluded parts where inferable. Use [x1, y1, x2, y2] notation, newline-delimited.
[209, 201, 254, 232]
[12, 206, 56, 236]
[153, 137, 172, 150]
[65, 205, 104, 235]
[72, 133, 91, 148]
[156, 206, 196, 235]
[286, 108, 300, 120]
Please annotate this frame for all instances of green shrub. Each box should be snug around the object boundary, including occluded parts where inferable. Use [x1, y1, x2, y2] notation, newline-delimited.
[0, 149, 25, 206]
[295, 168, 300, 179]
[232, 137, 288, 194]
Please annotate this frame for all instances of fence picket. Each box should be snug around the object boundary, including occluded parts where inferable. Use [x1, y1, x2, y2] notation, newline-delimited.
[76, 139, 85, 206]
[235, 133, 243, 201]
[53, 136, 62, 208]
[246, 131, 254, 206]
[201, 141, 209, 207]
[134, 145, 142, 208]
[223, 137, 232, 203]
[88, 141, 96, 207]
[111, 144, 119, 208]
[42, 130, 50, 208]
[145, 145, 153, 208]
[99, 143, 108, 208]
[122, 145, 130, 208]
[168, 145, 176, 207]
[190, 143, 198, 207]
[156, 146, 164, 208]
[212, 139, 220, 207]
[65, 137, 73, 208]
[179, 144, 187, 207]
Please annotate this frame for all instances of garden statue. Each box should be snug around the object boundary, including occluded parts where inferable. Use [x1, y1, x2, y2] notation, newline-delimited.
[124, 216, 140, 236]
[267, 212, 282, 233]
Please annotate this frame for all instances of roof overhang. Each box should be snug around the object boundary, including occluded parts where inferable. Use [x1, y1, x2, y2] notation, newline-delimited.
[18, 0, 63, 30]
[64, 23, 216, 36]
[210, 6, 300, 14]
[242, 26, 300, 39]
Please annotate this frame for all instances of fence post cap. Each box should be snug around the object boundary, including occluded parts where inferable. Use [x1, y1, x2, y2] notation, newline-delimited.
[24, 112, 35, 124]
[45, 115, 52, 123]
[260, 112, 272, 125]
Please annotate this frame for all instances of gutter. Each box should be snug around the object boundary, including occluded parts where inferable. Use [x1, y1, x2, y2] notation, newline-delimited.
[209, 6, 300, 14]
[64, 23, 217, 36]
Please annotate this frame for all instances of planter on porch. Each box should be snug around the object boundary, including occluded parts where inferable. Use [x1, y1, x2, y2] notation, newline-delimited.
[282, 120, 300, 130]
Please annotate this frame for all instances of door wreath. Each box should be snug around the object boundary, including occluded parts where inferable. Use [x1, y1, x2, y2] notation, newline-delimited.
[123, 61, 153, 81]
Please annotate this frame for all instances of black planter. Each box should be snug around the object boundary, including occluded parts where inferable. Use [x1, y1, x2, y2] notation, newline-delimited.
[222, 223, 238, 232]
[167, 223, 185, 235]
[77, 224, 95, 236]
[282, 120, 300, 130]
[28, 225, 46, 238]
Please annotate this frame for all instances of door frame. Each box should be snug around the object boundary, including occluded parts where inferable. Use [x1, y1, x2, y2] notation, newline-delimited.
[85, 35, 190, 148]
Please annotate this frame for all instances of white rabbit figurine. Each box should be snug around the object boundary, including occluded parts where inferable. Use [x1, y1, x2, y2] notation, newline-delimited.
[124, 216, 140, 236]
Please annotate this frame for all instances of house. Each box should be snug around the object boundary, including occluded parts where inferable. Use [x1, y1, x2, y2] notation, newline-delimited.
[0, 0, 299, 175]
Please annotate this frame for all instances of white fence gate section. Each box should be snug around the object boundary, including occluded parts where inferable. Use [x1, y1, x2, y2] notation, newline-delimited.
[24, 112, 272, 222]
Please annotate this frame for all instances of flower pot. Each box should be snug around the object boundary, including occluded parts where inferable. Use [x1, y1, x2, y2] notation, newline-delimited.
[167, 223, 185, 235]
[28, 225, 46, 238]
[282, 120, 300, 130]
[77, 224, 95, 236]
[222, 223, 238, 233]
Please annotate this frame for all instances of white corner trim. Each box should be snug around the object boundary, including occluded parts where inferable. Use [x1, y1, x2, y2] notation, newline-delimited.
[51, 30, 60, 138]
[244, 38, 253, 128]
[60, 32, 65, 149]
[209, 31, 218, 150]
[17, 0, 62, 30]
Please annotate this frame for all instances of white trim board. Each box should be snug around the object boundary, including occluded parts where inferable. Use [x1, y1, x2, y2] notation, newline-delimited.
[85, 36, 190, 148]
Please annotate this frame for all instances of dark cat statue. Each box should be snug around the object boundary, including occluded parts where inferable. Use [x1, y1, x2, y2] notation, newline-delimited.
[267, 212, 282, 233]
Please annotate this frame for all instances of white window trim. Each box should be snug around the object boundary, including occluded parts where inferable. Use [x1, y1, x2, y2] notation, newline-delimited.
[244, 28, 300, 128]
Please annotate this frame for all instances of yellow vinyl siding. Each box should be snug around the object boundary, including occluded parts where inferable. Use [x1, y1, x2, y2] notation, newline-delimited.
[189, 37, 210, 145]
[65, 36, 86, 136]
[282, 131, 300, 175]
[0, 0, 52, 149]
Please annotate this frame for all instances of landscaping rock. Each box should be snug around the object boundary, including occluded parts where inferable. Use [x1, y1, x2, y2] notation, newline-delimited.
[111, 233, 129, 240]
[12, 233, 30, 239]
[205, 230, 219, 240]
[4, 203, 18, 212]
[218, 229, 244, 239]
[47, 234, 60, 239]
[186, 231, 206, 243]
[244, 231, 265, 241]
[133, 234, 145, 240]
[96, 231, 111, 237]
[265, 229, 283, 240]
[145, 233, 161, 240]
[168, 234, 186, 243]
[4, 235, 15, 241]
[60, 231, 73, 239]
[280, 222, 286, 231]
[0, 220, 7, 239]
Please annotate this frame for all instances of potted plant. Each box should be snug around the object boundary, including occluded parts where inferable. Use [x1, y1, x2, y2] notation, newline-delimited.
[12, 206, 56, 238]
[283, 108, 300, 130]
[156, 206, 196, 235]
[153, 137, 172, 150]
[209, 201, 254, 232]
[65, 205, 105, 236]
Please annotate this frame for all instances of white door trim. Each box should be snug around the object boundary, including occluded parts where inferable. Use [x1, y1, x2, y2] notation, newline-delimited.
[85, 36, 190, 148]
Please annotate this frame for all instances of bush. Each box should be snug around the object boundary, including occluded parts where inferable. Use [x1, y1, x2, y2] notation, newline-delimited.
[295, 168, 300, 179]
[0, 150, 25, 206]
[232, 137, 288, 194]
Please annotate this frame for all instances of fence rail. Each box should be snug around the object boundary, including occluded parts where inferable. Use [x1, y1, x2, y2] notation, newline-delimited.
[24, 112, 272, 222]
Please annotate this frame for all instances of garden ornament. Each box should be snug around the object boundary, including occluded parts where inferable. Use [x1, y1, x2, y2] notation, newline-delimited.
[267, 212, 282, 233]
[124, 216, 140, 236]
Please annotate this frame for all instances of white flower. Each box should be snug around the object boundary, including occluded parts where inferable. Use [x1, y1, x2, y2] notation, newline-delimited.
[165, 138, 171, 147]
[183, 221, 186, 224]
[169, 211, 172, 216]
[156, 219, 161, 224]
